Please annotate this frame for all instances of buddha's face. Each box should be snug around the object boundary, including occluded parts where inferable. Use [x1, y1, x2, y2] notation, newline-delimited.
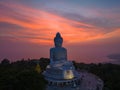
[55, 39, 62, 47]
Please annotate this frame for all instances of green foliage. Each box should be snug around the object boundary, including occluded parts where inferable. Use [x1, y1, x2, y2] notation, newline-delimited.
[0, 58, 49, 90]
[14, 70, 46, 90]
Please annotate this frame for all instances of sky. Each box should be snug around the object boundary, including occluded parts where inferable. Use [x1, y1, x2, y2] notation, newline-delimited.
[0, 0, 120, 64]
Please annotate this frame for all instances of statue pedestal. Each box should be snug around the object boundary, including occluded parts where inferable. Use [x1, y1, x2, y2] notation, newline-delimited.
[45, 71, 103, 90]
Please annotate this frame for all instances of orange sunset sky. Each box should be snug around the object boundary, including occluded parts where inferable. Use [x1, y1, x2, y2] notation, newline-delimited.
[0, 0, 120, 64]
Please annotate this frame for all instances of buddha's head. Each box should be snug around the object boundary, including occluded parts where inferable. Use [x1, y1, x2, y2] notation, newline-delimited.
[54, 32, 63, 47]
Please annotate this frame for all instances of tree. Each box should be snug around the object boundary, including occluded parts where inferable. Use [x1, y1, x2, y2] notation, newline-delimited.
[1, 58, 10, 65]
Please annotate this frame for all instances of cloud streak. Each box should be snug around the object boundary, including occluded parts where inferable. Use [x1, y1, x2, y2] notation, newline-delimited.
[1, 1, 118, 45]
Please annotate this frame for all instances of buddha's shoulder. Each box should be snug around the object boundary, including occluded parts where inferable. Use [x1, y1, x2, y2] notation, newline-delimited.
[61, 47, 66, 50]
[50, 47, 66, 51]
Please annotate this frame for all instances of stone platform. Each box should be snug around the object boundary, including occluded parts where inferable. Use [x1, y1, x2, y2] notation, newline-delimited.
[46, 71, 103, 90]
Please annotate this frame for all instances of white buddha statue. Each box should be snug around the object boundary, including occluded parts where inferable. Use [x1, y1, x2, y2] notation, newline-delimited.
[44, 32, 76, 80]
[50, 32, 68, 67]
